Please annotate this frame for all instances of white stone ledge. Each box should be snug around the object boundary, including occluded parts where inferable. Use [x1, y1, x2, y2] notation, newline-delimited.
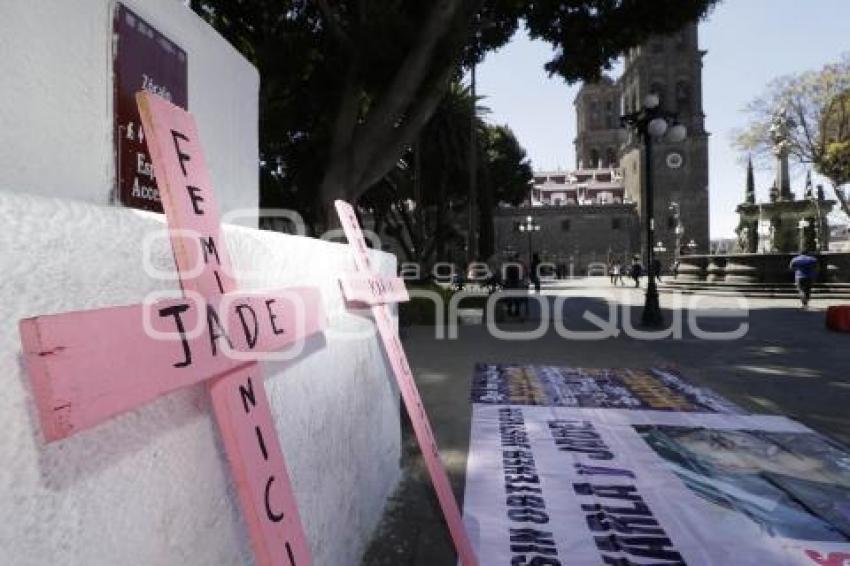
[0, 190, 400, 566]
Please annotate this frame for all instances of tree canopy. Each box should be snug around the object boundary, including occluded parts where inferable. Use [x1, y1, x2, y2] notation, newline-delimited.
[819, 89, 850, 189]
[192, 0, 720, 230]
[734, 55, 850, 215]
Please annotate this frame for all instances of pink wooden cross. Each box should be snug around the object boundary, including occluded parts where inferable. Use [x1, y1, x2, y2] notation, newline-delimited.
[335, 200, 479, 566]
[19, 92, 323, 566]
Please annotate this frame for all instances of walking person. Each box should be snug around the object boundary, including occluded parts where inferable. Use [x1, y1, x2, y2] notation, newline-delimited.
[609, 261, 617, 285]
[630, 257, 643, 288]
[615, 260, 626, 286]
[503, 255, 524, 318]
[652, 257, 663, 283]
[451, 269, 465, 292]
[530, 252, 542, 294]
[790, 250, 817, 309]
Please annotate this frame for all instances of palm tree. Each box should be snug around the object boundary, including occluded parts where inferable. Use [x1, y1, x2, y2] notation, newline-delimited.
[360, 80, 490, 268]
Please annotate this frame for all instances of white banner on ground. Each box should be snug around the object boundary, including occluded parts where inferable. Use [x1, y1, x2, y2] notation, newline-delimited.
[470, 364, 743, 414]
[462, 404, 850, 566]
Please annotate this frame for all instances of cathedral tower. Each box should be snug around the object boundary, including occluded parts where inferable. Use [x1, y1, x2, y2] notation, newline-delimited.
[618, 22, 710, 263]
[573, 76, 623, 169]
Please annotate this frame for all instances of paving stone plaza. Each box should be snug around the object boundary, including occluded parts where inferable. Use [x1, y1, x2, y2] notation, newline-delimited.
[366, 278, 850, 564]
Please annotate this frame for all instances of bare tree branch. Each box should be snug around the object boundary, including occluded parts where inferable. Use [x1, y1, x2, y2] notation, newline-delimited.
[328, 65, 362, 167]
[793, 96, 817, 163]
[735, 55, 850, 186]
[353, 61, 459, 196]
[352, 0, 464, 159]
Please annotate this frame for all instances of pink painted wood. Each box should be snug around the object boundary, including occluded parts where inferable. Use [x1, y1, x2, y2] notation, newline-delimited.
[17, 92, 318, 566]
[138, 91, 312, 566]
[334, 200, 478, 566]
[208, 363, 311, 566]
[20, 289, 323, 440]
[338, 273, 409, 306]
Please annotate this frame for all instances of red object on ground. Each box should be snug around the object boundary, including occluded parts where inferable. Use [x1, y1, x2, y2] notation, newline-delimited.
[826, 305, 850, 332]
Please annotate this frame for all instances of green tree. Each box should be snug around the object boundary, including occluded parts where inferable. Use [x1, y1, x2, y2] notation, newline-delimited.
[357, 83, 532, 266]
[360, 85, 500, 264]
[734, 55, 850, 215]
[818, 89, 850, 191]
[359, 81, 478, 264]
[821, 139, 850, 188]
[478, 124, 533, 259]
[193, 0, 719, 229]
[484, 124, 532, 206]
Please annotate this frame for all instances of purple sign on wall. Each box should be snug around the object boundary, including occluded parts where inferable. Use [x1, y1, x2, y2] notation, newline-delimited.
[113, 3, 187, 212]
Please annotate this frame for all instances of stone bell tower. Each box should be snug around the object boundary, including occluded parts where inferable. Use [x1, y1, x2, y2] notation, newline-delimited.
[574, 76, 624, 169]
[618, 22, 710, 265]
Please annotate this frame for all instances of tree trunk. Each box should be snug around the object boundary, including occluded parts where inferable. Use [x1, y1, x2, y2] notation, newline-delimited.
[477, 161, 495, 261]
[435, 174, 448, 261]
[318, 167, 351, 234]
[314, 2, 468, 232]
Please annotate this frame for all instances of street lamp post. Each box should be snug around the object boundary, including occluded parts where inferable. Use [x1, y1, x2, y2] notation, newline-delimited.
[517, 215, 541, 264]
[467, 61, 477, 264]
[669, 201, 684, 263]
[621, 93, 687, 326]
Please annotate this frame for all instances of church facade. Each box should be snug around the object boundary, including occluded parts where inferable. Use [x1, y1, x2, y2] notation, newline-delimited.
[495, 22, 710, 273]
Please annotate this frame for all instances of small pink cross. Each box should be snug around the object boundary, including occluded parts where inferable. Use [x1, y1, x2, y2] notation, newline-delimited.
[335, 200, 479, 566]
[19, 92, 322, 566]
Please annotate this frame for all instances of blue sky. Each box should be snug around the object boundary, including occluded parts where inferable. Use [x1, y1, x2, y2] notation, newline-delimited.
[475, 0, 850, 238]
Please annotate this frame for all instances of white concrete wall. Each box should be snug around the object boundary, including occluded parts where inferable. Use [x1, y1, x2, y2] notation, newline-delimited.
[0, 0, 259, 225]
[0, 190, 401, 565]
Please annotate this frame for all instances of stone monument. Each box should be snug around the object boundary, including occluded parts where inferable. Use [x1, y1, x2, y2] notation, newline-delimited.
[668, 111, 850, 290]
[735, 107, 833, 255]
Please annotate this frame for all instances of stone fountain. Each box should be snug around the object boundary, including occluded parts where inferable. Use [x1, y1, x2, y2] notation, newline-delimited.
[668, 108, 850, 292]
[735, 107, 833, 258]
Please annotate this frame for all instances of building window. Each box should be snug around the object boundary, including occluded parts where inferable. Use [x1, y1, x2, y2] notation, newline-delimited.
[676, 81, 691, 114]
[667, 216, 677, 230]
[606, 147, 617, 167]
[590, 101, 600, 128]
[561, 219, 571, 231]
[612, 218, 622, 230]
[590, 149, 600, 168]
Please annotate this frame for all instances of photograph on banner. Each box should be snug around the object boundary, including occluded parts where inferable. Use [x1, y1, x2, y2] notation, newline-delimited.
[462, 404, 850, 566]
[636, 425, 850, 542]
[470, 363, 743, 414]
